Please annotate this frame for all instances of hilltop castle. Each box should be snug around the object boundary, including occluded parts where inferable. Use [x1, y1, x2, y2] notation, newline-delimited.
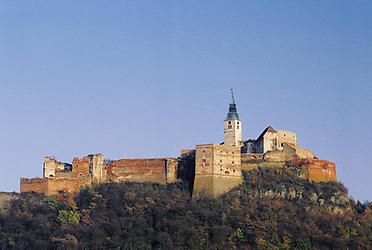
[20, 91, 337, 197]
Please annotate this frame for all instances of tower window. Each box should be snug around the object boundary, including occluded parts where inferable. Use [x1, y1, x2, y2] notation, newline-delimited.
[237, 125, 240, 129]
[228, 121, 231, 124]
[228, 125, 232, 129]
[237, 121, 240, 125]
[232, 161, 234, 164]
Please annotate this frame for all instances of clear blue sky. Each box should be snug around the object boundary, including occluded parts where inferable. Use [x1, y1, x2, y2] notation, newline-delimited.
[0, 1, 371, 201]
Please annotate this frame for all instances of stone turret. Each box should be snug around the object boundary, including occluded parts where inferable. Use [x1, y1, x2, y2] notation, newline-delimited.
[224, 89, 242, 147]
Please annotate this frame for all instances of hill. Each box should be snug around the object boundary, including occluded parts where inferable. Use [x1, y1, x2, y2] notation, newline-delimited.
[1, 167, 371, 249]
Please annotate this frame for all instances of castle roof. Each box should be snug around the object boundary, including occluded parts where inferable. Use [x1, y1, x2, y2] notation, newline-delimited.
[225, 89, 240, 121]
[257, 126, 277, 140]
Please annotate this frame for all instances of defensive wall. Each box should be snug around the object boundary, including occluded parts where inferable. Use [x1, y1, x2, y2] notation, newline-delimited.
[20, 157, 180, 195]
[20, 177, 91, 196]
[241, 144, 337, 183]
[107, 158, 179, 184]
[289, 159, 337, 182]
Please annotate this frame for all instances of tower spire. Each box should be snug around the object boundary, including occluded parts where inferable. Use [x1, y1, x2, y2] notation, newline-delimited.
[231, 88, 235, 104]
[224, 88, 242, 147]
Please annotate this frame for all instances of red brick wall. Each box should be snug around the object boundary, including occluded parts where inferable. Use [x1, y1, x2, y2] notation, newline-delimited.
[72, 157, 90, 178]
[107, 158, 169, 184]
[291, 159, 337, 182]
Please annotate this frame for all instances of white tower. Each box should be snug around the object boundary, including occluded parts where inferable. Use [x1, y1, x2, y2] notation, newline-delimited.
[224, 89, 242, 147]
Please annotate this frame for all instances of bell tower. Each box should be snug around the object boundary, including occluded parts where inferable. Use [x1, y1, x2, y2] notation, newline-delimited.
[224, 89, 242, 147]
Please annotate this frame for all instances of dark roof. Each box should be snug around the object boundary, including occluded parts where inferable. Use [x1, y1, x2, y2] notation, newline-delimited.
[257, 126, 277, 140]
[225, 103, 240, 120]
[244, 139, 256, 143]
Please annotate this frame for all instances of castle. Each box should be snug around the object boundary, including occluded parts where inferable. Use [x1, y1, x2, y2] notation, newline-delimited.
[20, 91, 337, 197]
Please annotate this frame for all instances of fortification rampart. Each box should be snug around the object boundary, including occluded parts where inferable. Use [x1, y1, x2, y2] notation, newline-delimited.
[107, 158, 178, 184]
[20, 178, 48, 194]
[289, 159, 337, 182]
[20, 177, 91, 195]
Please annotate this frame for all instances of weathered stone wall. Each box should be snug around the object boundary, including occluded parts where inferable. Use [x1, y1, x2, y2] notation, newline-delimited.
[72, 157, 90, 178]
[20, 178, 48, 194]
[107, 158, 177, 184]
[276, 130, 297, 150]
[165, 158, 179, 183]
[263, 144, 297, 162]
[193, 144, 242, 197]
[241, 153, 263, 162]
[20, 177, 91, 195]
[46, 177, 91, 195]
[71, 154, 106, 182]
[290, 159, 337, 182]
[262, 131, 277, 153]
[90, 154, 106, 183]
[296, 147, 316, 159]
[43, 157, 72, 178]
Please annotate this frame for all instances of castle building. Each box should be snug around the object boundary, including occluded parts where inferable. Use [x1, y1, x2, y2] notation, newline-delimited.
[242, 126, 298, 154]
[224, 89, 242, 147]
[19, 90, 337, 197]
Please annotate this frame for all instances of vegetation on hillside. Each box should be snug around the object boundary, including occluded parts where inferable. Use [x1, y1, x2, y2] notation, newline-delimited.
[1, 168, 372, 249]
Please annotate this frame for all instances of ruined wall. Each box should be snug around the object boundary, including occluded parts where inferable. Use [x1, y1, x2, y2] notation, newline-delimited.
[290, 159, 337, 182]
[241, 153, 263, 163]
[107, 158, 177, 184]
[70, 154, 107, 181]
[263, 144, 297, 162]
[89, 154, 106, 183]
[20, 178, 48, 194]
[193, 144, 242, 197]
[165, 159, 179, 183]
[296, 147, 316, 159]
[72, 157, 90, 178]
[43, 157, 72, 178]
[276, 130, 297, 150]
